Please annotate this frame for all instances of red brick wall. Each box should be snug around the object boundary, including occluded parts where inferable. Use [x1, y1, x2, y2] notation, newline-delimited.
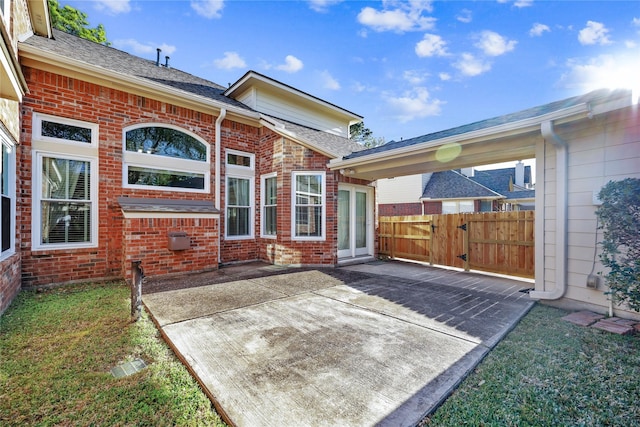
[122, 217, 219, 281]
[19, 67, 227, 287]
[423, 201, 442, 214]
[0, 254, 21, 314]
[379, 203, 423, 216]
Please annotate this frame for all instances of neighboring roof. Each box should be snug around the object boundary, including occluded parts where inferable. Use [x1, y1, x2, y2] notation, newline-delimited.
[262, 115, 365, 158]
[225, 70, 363, 121]
[21, 29, 253, 112]
[421, 170, 502, 200]
[118, 197, 219, 214]
[344, 89, 631, 161]
[471, 166, 532, 194]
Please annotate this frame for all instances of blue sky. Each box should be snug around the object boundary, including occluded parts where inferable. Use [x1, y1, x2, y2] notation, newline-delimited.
[64, 0, 639, 146]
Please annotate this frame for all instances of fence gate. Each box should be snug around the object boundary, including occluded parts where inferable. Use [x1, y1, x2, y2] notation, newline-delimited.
[378, 211, 535, 278]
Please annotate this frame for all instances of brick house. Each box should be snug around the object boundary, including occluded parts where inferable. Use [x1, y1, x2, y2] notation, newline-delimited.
[0, 10, 376, 313]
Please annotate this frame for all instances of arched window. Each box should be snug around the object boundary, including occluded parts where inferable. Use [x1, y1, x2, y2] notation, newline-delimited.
[123, 124, 210, 192]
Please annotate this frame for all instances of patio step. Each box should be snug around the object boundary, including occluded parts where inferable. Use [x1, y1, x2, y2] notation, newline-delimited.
[561, 310, 638, 335]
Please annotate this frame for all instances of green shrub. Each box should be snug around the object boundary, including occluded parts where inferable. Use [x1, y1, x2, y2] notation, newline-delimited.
[596, 178, 640, 311]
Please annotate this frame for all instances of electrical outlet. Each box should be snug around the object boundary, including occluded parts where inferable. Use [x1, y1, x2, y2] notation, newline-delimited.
[586, 274, 600, 289]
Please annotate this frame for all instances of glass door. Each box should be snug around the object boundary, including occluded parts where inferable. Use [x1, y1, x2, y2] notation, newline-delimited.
[338, 184, 373, 259]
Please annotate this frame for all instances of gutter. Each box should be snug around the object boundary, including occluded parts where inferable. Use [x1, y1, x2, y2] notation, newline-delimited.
[529, 120, 568, 300]
[215, 108, 227, 264]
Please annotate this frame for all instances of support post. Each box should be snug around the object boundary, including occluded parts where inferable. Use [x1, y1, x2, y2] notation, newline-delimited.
[131, 260, 144, 321]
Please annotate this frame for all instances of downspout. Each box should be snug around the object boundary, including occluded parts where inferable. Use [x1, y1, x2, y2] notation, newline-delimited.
[530, 120, 568, 300]
[215, 108, 227, 264]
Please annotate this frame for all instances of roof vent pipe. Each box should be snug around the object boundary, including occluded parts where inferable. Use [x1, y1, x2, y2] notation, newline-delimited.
[156, 48, 161, 66]
[164, 56, 170, 68]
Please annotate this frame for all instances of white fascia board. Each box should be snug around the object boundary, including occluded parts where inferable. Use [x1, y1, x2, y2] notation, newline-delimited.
[259, 116, 338, 159]
[329, 103, 592, 169]
[19, 45, 261, 120]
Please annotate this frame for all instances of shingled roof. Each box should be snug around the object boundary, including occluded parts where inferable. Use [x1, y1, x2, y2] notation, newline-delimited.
[21, 29, 252, 111]
[421, 170, 502, 199]
[472, 166, 532, 193]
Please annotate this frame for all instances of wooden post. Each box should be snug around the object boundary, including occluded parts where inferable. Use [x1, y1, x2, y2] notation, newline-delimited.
[131, 260, 144, 321]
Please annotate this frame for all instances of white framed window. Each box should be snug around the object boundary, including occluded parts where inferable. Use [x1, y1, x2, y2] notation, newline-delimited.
[0, 130, 15, 259]
[123, 124, 210, 193]
[33, 153, 98, 249]
[442, 200, 475, 214]
[32, 114, 99, 250]
[261, 173, 277, 238]
[33, 113, 99, 148]
[292, 171, 325, 240]
[226, 149, 254, 239]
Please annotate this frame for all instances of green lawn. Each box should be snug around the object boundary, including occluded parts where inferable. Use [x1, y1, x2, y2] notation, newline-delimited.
[423, 304, 640, 426]
[0, 282, 226, 427]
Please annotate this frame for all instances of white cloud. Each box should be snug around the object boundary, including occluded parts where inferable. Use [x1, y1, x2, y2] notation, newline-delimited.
[403, 70, 429, 85]
[276, 55, 304, 73]
[308, 0, 342, 13]
[439, 72, 451, 81]
[514, 0, 533, 8]
[625, 40, 637, 48]
[415, 34, 448, 57]
[475, 30, 517, 56]
[95, 0, 131, 14]
[633, 17, 640, 27]
[357, 2, 436, 33]
[319, 70, 341, 90]
[114, 39, 176, 57]
[385, 86, 443, 123]
[456, 9, 472, 24]
[191, 0, 225, 19]
[213, 52, 246, 70]
[578, 21, 612, 45]
[453, 53, 491, 76]
[497, 0, 533, 7]
[529, 23, 550, 37]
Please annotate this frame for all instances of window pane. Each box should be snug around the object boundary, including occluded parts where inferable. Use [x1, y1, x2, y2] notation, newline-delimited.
[42, 158, 90, 200]
[227, 207, 249, 236]
[265, 177, 277, 205]
[128, 166, 204, 189]
[126, 127, 206, 161]
[2, 196, 10, 252]
[228, 177, 250, 206]
[356, 192, 367, 248]
[227, 153, 252, 167]
[41, 201, 91, 244]
[42, 120, 92, 143]
[295, 206, 322, 237]
[338, 190, 350, 250]
[264, 206, 277, 235]
[1, 144, 9, 196]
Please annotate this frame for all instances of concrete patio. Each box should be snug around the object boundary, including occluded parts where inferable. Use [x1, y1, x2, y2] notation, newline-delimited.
[142, 260, 535, 427]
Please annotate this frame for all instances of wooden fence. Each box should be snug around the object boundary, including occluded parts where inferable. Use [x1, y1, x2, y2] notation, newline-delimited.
[379, 211, 535, 278]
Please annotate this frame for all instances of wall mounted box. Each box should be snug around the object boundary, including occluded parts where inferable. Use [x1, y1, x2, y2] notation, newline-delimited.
[168, 231, 190, 251]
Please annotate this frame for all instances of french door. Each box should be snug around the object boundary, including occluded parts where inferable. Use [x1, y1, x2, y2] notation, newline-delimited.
[337, 184, 373, 259]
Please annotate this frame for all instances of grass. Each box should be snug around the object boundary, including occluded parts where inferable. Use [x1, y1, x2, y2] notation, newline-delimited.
[423, 304, 640, 426]
[0, 282, 226, 427]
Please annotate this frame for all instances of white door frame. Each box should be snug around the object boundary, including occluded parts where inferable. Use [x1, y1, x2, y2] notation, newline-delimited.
[338, 183, 374, 259]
